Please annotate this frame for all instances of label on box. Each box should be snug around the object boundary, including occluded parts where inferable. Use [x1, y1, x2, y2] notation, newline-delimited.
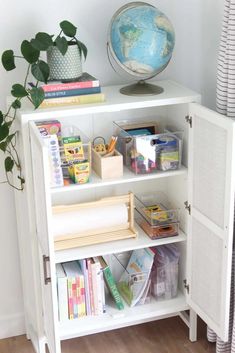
[62, 136, 84, 161]
[68, 161, 90, 184]
[135, 136, 155, 162]
[36, 120, 61, 141]
[43, 135, 64, 188]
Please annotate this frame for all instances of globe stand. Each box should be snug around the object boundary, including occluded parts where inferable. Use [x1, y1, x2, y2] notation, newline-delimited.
[120, 80, 164, 96]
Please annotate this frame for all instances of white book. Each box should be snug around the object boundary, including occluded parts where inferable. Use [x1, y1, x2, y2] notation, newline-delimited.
[94, 257, 106, 314]
[56, 264, 68, 321]
[91, 259, 104, 315]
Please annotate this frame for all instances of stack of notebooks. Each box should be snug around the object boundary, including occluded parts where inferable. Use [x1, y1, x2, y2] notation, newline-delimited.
[56, 256, 124, 321]
[31, 72, 105, 108]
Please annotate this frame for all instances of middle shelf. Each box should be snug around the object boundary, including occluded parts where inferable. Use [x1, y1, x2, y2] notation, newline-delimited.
[55, 222, 186, 263]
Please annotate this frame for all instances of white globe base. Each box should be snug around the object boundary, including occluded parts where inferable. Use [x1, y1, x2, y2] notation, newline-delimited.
[120, 80, 164, 96]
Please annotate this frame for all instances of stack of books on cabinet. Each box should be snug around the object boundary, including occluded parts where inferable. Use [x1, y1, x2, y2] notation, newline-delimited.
[31, 72, 105, 108]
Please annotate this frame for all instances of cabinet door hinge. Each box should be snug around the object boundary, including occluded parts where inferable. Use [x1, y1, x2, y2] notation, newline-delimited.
[43, 255, 51, 285]
[184, 201, 191, 215]
[183, 279, 190, 294]
[185, 115, 192, 128]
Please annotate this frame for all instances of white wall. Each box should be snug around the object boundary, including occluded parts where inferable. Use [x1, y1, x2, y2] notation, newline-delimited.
[0, 0, 224, 338]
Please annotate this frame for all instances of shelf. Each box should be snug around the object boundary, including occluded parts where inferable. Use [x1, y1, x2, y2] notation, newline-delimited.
[51, 166, 187, 195]
[59, 291, 188, 340]
[55, 223, 186, 263]
[19, 80, 200, 121]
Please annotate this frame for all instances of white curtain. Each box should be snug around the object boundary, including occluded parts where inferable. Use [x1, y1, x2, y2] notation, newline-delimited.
[207, 2, 235, 349]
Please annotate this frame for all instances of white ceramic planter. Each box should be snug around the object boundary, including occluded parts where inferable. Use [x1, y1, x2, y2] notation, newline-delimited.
[47, 44, 82, 80]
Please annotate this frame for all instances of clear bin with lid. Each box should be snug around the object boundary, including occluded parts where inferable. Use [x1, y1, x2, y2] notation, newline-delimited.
[113, 120, 183, 175]
[135, 192, 180, 240]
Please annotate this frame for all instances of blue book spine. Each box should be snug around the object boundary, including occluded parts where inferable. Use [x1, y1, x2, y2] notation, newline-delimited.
[45, 86, 101, 98]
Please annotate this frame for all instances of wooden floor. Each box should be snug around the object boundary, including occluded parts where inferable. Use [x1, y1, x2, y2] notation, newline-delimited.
[0, 317, 215, 353]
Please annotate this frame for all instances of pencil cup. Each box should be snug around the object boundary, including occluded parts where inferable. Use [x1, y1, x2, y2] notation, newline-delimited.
[92, 148, 123, 179]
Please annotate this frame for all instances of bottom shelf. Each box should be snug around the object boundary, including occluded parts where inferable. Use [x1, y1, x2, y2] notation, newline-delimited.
[59, 291, 188, 340]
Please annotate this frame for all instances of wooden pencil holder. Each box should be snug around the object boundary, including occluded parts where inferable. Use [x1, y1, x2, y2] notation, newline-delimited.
[92, 148, 123, 179]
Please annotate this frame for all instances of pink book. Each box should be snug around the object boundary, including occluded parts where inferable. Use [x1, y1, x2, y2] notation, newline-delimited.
[37, 72, 100, 92]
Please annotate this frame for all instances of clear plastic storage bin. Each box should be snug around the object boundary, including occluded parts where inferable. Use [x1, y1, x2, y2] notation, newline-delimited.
[60, 126, 91, 185]
[135, 192, 180, 240]
[113, 120, 183, 175]
[151, 244, 180, 300]
[108, 251, 152, 307]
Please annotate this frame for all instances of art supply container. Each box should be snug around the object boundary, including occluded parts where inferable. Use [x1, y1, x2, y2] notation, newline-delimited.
[113, 120, 182, 174]
[135, 192, 180, 240]
[151, 244, 180, 300]
[60, 125, 91, 185]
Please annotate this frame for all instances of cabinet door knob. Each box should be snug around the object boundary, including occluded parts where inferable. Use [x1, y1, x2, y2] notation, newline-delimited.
[43, 255, 51, 285]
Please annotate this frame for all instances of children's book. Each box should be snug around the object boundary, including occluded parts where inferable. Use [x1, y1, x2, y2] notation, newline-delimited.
[78, 259, 91, 316]
[62, 261, 85, 319]
[56, 264, 68, 321]
[97, 256, 124, 310]
[118, 248, 155, 307]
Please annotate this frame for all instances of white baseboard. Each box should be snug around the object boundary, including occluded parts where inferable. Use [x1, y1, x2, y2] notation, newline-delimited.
[0, 312, 25, 339]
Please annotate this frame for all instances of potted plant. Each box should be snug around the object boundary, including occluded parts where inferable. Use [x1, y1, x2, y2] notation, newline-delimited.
[32, 20, 88, 80]
[0, 20, 87, 190]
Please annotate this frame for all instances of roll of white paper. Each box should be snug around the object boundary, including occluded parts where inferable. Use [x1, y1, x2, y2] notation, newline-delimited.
[52, 203, 128, 238]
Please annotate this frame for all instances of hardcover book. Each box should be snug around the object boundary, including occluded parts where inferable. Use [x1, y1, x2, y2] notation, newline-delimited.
[98, 256, 124, 310]
[62, 261, 85, 319]
[56, 264, 68, 321]
[44, 86, 101, 99]
[29, 72, 100, 92]
[39, 93, 105, 108]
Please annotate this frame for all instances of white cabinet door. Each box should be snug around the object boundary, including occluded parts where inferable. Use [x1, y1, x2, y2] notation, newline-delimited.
[187, 103, 235, 341]
[29, 122, 61, 353]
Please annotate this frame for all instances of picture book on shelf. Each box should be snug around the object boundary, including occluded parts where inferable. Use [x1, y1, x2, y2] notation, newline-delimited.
[117, 248, 155, 307]
[62, 261, 86, 319]
[56, 264, 68, 321]
[97, 256, 124, 310]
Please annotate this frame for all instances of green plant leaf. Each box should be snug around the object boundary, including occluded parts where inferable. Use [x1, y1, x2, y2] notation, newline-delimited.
[31, 60, 49, 83]
[21, 40, 40, 64]
[55, 36, 68, 55]
[60, 20, 77, 37]
[5, 121, 13, 127]
[11, 84, 28, 98]
[5, 156, 14, 172]
[1, 50, 16, 71]
[0, 111, 3, 125]
[76, 40, 88, 60]
[0, 141, 7, 152]
[29, 87, 45, 108]
[0, 123, 9, 141]
[6, 133, 16, 143]
[31, 32, 54, 51]
[12, 99, 21, 109]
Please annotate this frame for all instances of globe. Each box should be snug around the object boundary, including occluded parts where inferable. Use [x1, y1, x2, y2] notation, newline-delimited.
[108, 2, 175, 95]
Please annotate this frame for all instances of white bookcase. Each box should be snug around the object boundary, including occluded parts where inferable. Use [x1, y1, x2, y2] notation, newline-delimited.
[14, 80, 235, 353]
